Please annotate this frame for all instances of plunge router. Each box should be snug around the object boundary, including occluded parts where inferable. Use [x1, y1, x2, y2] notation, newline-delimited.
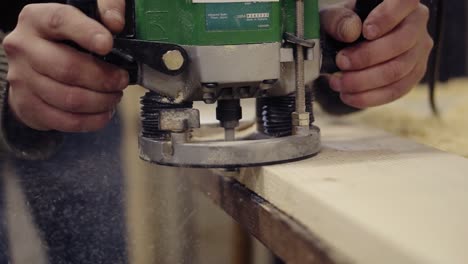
[68, 0, 381, 168]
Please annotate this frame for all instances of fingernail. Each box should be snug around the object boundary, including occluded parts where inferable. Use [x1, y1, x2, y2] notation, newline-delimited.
[104, 9, 124, 26]
[330, 74, 343, 92]
[365, 24, 379, 40]
[337, 53, 351, 70]
[340, 15, 362, 43]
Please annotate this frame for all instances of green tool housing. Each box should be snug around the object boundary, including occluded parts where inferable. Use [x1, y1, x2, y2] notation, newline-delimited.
[135, 0, 320, 46]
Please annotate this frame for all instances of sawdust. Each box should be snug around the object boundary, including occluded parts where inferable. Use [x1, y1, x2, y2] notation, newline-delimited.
[347, 78, 468, 158]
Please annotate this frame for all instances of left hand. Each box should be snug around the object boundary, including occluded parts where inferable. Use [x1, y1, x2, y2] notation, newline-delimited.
[321, 0, 434, 108]
[3, 0, 128, 132]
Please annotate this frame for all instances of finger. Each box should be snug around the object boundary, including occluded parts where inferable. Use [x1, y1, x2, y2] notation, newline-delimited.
[363, 0, 421, 40]
[7, 86, 47, 131]
[7, 64, 50, 130]
[26, 37, 128, 93]
[9, 86, 114, 132]
[331, 43, 423, 93]
[98, 0, 125, 33]
[340, 57, 428, 108]
[20, 3, 113, 55]
[27, 70, 123, 114]
[336, 7, 427, 71]
[320, 6, 362, 43]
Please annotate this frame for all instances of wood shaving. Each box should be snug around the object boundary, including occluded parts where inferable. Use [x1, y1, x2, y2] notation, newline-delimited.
[346, 78, 468, 157]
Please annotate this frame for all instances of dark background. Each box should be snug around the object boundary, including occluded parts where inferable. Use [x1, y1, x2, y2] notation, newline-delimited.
[438, 0, 467, 80]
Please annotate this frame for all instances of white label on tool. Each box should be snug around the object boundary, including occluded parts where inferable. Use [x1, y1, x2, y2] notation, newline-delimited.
[193, 0, 278, 3]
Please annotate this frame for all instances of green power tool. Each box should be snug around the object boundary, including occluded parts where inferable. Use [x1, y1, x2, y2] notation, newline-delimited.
[68, 0, 381, 168]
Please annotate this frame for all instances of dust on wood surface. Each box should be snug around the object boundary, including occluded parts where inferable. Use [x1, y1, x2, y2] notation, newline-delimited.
[346, 78, 468, 157]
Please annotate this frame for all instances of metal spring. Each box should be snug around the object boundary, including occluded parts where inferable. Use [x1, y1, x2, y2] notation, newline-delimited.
[140, 91, 193, 140]
[256, 92, 313, 137]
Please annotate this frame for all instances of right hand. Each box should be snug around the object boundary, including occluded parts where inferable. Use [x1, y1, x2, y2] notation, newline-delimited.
[320, 0, 432, 109]
[2, 0, 129, 132]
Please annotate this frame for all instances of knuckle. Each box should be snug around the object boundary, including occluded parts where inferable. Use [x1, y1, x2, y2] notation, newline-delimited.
[18, 4, 36, 23]
[6, 68, 21, 85]
[47, 6, 70, 30]
[424, 36, 434, 52]
[419, 4, 430, 21]
[2, 33, 23, 56]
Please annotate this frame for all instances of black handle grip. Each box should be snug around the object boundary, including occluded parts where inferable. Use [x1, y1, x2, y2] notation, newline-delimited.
[67, 0, 99, 20]
[317, 0, 383, 115]
[354, 0, 383, 22]
[66, 0, 139, 84]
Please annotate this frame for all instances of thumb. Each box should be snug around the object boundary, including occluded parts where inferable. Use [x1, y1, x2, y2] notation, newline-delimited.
[98, 0, 126, 33]
[320, 7, 362, 43]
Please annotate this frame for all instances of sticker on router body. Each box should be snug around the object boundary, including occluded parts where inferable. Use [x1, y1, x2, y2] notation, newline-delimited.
[205, 2, 273, 31]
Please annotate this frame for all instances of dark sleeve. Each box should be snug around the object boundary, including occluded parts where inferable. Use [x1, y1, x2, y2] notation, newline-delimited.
[0, 31, 63, 160]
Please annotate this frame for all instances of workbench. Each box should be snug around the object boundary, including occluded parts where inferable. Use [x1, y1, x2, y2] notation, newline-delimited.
[2, 80, 467, 264]
[187, 79, 468, 264]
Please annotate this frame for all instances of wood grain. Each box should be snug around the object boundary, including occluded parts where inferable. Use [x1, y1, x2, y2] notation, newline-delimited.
[232, 117, 468, 264]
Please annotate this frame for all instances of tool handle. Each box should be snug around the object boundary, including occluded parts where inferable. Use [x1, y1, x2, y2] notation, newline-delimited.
[67, 0, 99, 20]
[317, 0, 383, 115]
[354, 0, 383, 22]
[66, 0, 140, 84]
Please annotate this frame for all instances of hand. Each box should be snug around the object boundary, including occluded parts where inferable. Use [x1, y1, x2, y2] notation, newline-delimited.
[2, 0, 128, 132]
[320, 0, 433, 108]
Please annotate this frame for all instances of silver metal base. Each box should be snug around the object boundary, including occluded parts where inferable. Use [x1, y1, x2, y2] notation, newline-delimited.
[139, 126, 321, 168]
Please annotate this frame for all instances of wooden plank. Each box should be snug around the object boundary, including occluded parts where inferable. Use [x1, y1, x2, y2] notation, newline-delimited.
[187, 170, 341, 264]
[187, 80, 468, 263]
[231, 117, 468, 264]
